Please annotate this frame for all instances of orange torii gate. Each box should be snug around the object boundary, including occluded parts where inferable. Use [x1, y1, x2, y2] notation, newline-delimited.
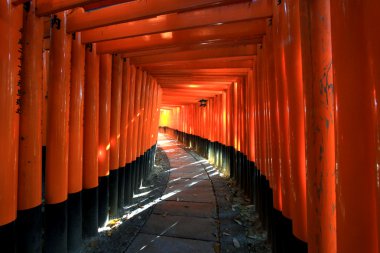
[1, 0, 380, 253]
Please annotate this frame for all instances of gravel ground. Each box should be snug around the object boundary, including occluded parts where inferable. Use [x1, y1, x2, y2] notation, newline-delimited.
[81, 147, 171, 253]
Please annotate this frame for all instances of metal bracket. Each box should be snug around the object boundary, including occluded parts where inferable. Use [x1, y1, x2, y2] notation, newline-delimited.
[23, 2, 30, 11]
[51, 15, 61, 30]
[86, 43, 93, 52]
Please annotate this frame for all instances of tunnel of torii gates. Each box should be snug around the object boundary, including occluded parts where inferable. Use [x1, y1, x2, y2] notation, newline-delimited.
[0, 0, 379, 253]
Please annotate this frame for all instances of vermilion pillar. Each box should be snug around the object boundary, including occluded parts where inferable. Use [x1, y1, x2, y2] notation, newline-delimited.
[109, 54, 122, 217]
[118, 58, 130, 208]
[0, 2, 22, 251]
[83, 43, 99, 238]
[98, 54, 112, 227]
[125, 65, 136, 203]
[126, 66, 136, 167]
[331, 1, 378, 252]
[45, 11, 71, 253]
[16, 3, 43, 252]
[68, 31, 85, 252]
[300, 1, 336, 252]
[132, 69, 142, 192]
[281, 0, 307, 243]
[367, 1, 380, 251]
[265, 27, 282, 212]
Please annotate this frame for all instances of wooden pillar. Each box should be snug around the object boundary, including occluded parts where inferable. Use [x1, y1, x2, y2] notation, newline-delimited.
[68, 30, 85, 252]
[299, 1, 336, 252]
[331, 1, 379, 252]
[82, 42, 99, 238]
[109, 54, 122, 217]
[45, 11, 71, 253]
[98, 54, 112, 227]
[16, 2, 44, 252]
[0, 2, 23, 251]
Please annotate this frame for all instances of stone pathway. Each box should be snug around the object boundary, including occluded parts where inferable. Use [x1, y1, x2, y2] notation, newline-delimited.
[126, 133, 271, 253]
[126, 134, 219, 253]
[82, 133, 270, 253]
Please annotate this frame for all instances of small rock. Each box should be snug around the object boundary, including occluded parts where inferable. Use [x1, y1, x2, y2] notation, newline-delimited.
[233, 238, 240, 248]
[223, 232, 231, 236]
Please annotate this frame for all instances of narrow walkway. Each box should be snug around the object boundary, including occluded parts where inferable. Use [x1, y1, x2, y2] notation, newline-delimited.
[126, 133, 270, 253]
[126, 134, 219, 253]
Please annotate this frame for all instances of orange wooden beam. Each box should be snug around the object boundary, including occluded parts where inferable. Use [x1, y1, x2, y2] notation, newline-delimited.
[83, 0, 134, 11]
[163, 90, 224, 95]
[150, 68, 251, 76]
[160, 83, 231, 88]
[137, 57, 255, 69]
[81, 1, 271, 43]
[131, 44, 256, 66]
[36, 0, 104, 16]
[96, 20, 265, 54]
[11, 0, 30, 6]
[121, 39, 258, 58]
[67, 0, 250, 32]
[143, 60, 254, 71]
[156, 75, 238, 82]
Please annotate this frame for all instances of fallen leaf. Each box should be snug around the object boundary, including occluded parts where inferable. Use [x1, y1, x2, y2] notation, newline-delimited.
[234, 219, 242, 225]
[213, 243, 221, 253]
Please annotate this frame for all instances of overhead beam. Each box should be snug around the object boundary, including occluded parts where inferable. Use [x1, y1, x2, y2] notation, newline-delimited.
[130, 44, 256, 65]
[83, 0, 135, 11]
[81, 1, 272, 43]
[160, 85, 231, 91]
[96, 20, 266, 54]
[151, 68, 251, 76]
[121, 39, 258, 58]
[36, 0, 104, 16]
[135, 56, 254, 69]
[156, 75, 239, 81]
[142, 60, 254, 71]
[67, 0, 250, 32]
[12, 0, 30, 6]
[158, 79, 237, 84]
[162, 89, 223, 98]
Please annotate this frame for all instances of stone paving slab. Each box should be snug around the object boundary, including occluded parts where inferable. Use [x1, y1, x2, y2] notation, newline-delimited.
[169, 171, 209, 180]
[126, 233, 215, 253]
[164, 189, 216, 203]
[166, 177, 212, 188]
[153, 201, 216, 218]
[141, 214, 217, 241]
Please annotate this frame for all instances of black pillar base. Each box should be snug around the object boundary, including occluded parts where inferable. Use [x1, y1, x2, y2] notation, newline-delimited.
[45, 201, 68, 253]
[0, 221, 16, 253]
[109, 169, 118, 218]
[16, 205, 42, 253]
[98, 176, 109, 227]
[124, 163, 132, 205]
[82, 187, 98, 238]
[68, 191, 82, 253]
[117, 166, 125, 212]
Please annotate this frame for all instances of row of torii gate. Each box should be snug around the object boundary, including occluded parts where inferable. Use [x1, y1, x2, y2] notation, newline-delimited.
[1, 0, 380, 253]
